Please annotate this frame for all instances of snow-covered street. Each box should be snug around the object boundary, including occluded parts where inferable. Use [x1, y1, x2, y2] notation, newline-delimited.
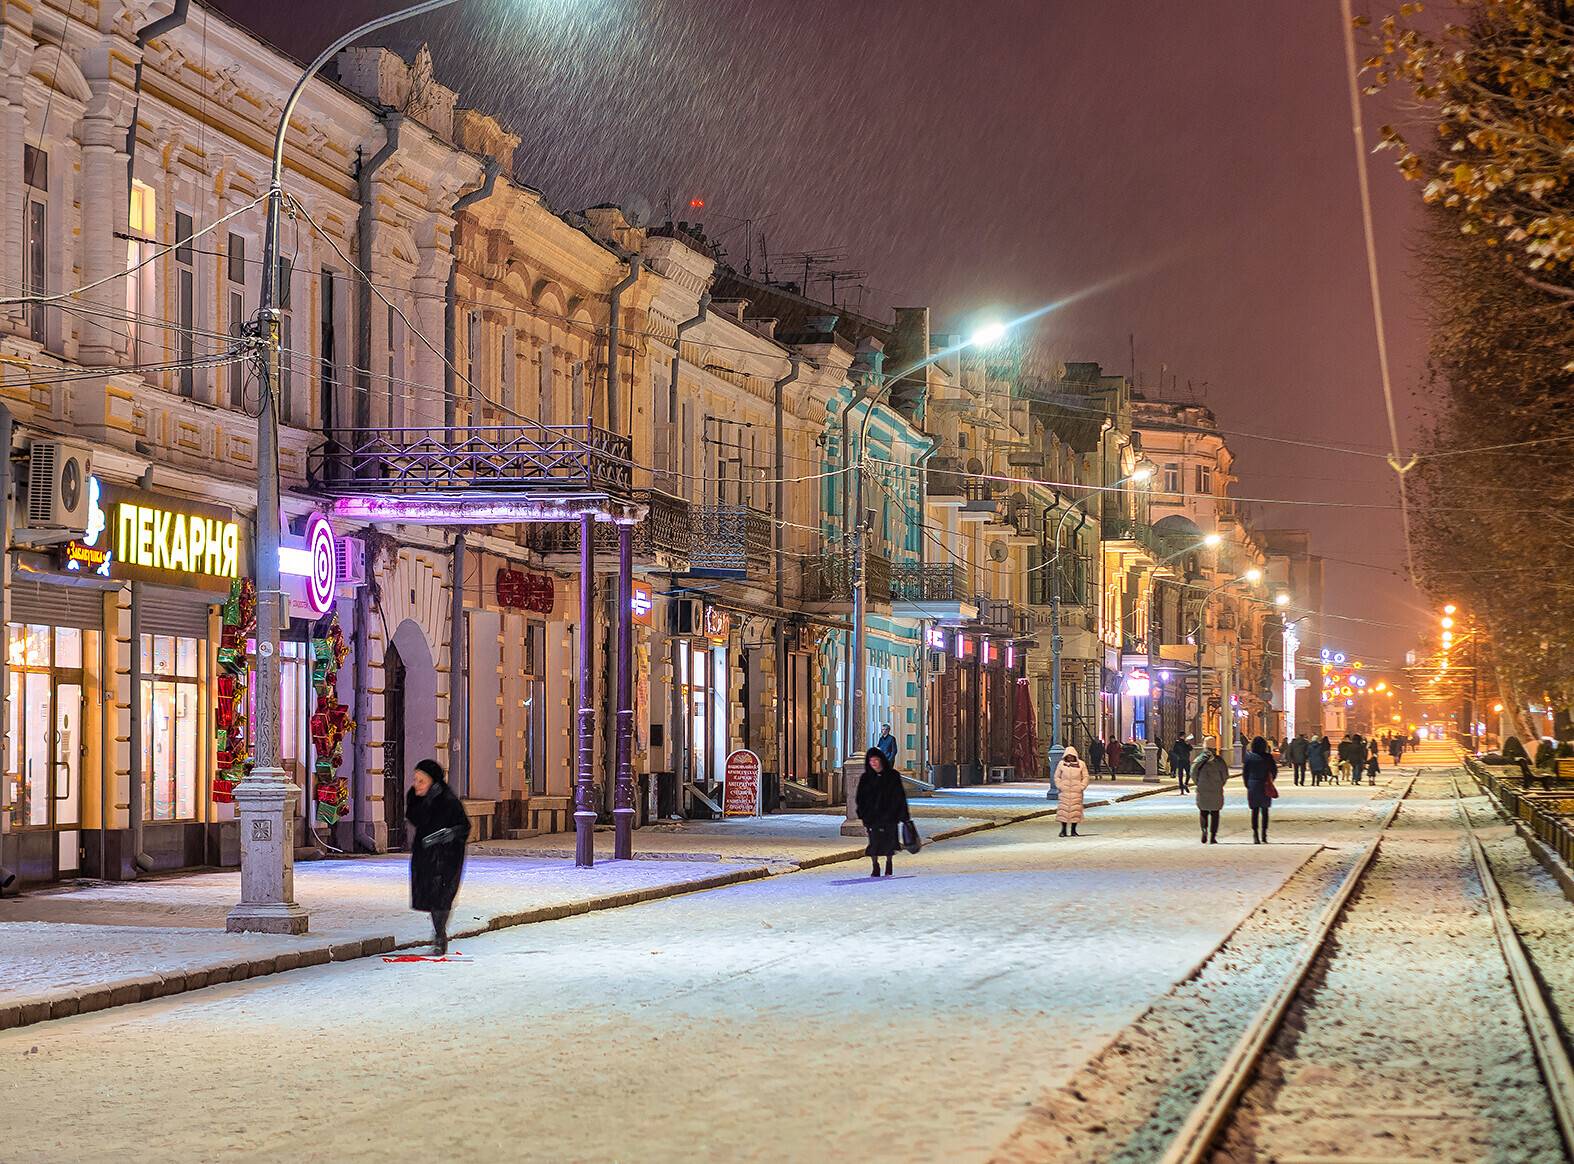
[5, 780, 1404, 1163]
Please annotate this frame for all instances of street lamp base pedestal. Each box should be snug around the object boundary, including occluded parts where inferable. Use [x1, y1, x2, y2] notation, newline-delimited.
[841, 755, 867, 836]
[226, 776, 308, 934]
[1143, 743, 1161, 782]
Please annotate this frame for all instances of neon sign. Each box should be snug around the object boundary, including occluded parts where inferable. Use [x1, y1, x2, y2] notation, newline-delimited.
[62, 477, 238, 591]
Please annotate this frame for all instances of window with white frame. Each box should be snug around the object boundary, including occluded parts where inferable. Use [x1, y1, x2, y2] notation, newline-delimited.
[175, 211, 196, 398]
[228, 232, 247, 410]
[1196, 464, 1212, 495]
[127, 181, 157, 364]
[1163, 462, 1181, 494]
[22, 146, 48, 344]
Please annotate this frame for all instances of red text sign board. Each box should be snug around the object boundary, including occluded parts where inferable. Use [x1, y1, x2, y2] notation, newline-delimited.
[723, 749, 762, 818]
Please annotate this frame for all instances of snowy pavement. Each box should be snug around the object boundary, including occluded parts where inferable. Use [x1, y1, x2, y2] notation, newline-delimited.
[4, 781, 1396, 1163]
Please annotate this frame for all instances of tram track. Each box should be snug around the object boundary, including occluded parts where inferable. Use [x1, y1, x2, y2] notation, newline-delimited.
[1165, 772, 1574, 1164]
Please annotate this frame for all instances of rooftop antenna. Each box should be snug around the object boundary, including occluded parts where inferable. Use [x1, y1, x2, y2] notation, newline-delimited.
[759, 232, 772, 283]
[823, 267, 867, 306]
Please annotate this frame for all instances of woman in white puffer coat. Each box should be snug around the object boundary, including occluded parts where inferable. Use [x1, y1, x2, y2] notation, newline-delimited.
[1054, 746, 1092, 837]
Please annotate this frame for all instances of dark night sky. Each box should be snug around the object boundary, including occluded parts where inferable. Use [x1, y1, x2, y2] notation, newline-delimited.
[213, 0, 1432, 672]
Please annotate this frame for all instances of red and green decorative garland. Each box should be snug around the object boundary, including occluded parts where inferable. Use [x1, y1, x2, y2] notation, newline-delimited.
[310, 617, 354, 825]
[214, 578, 257, 803]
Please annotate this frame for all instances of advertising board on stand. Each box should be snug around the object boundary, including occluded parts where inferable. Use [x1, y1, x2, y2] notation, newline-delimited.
[723, 748, 761, 817]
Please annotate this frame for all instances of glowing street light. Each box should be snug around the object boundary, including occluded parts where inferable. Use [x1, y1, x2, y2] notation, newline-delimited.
[969, 320, 1009, 348]
[1443, 603, 1457, 615]
[1203, 532, 1222, 547]
[1274, 592, 1291, 607]
[1245, 567, 1263, 584]
[1440, 616, 1455, 629]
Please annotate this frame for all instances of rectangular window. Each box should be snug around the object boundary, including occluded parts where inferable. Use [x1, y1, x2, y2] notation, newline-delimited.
[230, 291, 246, 409]
[176, 210, 196, 398]
[227, 233, 246, 284]
[320, 269, 337, 435]
[1163, 463, 1180, 494]
[466, 311, 482, 422]
[139, 633, 201, 822]
[501, 327, 516, 417]
[386, 303, 405, 427]
[1196, 464, 1212, 495]
[276, 256, 293, 424]
[127, 181, 158, 364]
[5, 624, 93, 833]
[22, 147, 47, 344]
[537, 343, 554, 425]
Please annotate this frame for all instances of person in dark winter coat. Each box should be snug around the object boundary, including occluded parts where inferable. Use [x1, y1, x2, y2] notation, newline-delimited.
[1106, 734, 1123, 780]
[1388, 735, 1405, 765]
[1311, 735, 1333, 785]
[1243, 736, 1278, 843]
[1364, 751, 1380, 785]
[1287, 734, 1310, 785]
[407, 758, 471, 954]
[1192, 737, 1230, 844]
[1088, 737, 1106, 776]
[1170, 737, 1194, 794]
[855, 747, 911, 877]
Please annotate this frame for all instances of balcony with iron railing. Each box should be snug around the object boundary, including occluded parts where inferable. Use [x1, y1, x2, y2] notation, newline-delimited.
[891, 561, 973, 604]
[525, 488, 693, 567]
[1102, 516, 1165, 563]
[310, 424, 633, 499]
[978, 596, 1033, 638]
[801, 550, 892, 606]
[687, 504, 773, 579]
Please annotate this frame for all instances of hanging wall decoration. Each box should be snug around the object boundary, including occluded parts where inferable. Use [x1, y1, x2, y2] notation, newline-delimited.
[214, 577, 257, 803]
[309, 615, 355, 826]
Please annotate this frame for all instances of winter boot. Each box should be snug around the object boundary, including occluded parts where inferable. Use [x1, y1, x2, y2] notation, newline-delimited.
[884, 856, 894, 876]
[1060, 823, 1068, 837]
[1070, 824, 1079, 837]
[870, 859, 881, 877]
[432, 910, 450, 956]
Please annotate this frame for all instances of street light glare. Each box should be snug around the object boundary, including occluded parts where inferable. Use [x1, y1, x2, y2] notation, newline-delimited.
[1274, 592, 1291, 606]
[1130, 464, 1155, 483]
[1203, 532, 1222, 547]
[1245, 567, 1263, 584]
[1443, 604, 1457, 615]
[969, 320, 1008, 348]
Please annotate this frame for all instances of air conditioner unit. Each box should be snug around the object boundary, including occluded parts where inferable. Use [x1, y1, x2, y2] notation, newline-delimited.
[335, 535, 367, 587]
[16, 438, 92, 543]
[670, 597, 702, 636]
[927, 650, 948, 677]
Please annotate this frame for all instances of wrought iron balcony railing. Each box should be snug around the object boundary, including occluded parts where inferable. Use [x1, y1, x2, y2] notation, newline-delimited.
[525, 489, 692, 563]
[891, 561, 973, 603]
[1102, 516, 1165, 561]
[801, 550, 892, 605]
[687, 504, 772, 578]
[310, 424, 632, 496]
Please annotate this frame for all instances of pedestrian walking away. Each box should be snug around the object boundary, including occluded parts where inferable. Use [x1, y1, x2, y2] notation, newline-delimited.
[1088, 735, 1106, 776]
[875, 723, 898, 766]
[1054, 746, 1092, 837]
[406, 758, 471, 955]
[1311, 734, 1333, 786]
[1169, 736, 1194, 794]
[1192, 736, 1230, 844]
[1288, 732, 1309, 786]
[1388, 734, 1405, 765]
[1106, 734, 1123, 780]
[855, 747, 912, 877]
[1243, 736, 1278, 844]
[1364, 752, 1380, 786]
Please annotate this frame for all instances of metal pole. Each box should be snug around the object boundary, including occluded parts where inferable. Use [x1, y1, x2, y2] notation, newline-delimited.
[576, 514, 597, 867]
[449, 532, 467, 797]
[840, 456, 869, 836]
[1047, 575, 1063, 800]
[1194, 617, 1205, 744]
[613, 521, 634, 858]
[230, 0, 467, 938]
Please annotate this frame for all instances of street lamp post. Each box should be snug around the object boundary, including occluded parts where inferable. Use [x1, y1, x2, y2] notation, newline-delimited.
[1046, 462, 1153, 797]
[1186, 569, 1262, 760]
[227, 0, 467, 934]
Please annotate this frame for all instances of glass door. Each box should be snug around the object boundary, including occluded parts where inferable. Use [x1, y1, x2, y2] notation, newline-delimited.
[5, 623, 92, 878]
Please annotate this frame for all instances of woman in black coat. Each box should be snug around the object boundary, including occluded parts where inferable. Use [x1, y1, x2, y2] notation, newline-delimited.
[407, 758, 471, 954]
[1242, 736, 1278, 844]
[855, 746, 911, 877]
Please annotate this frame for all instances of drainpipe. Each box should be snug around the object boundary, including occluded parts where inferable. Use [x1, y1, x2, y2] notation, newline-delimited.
[449, 532, 468, 799]
[125, 1, 191, 191]
[126, 467, 157, 875]
[913, 436, 938, 786]
[670, 294, 709, 488]
[605, 257, 642, 434]
[443, 159, 500, 436]
[354, 115, 402, 433]
[0, 407, 12, 891]
[350, 545, 373, 851]
[772, 355, 801, 802]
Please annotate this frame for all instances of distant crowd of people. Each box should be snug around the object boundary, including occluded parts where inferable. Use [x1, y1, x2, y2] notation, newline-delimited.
[1055, 727, 1422, 846]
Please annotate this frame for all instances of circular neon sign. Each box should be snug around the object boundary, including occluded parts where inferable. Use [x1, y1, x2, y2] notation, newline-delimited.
[305, 513, 336, 615]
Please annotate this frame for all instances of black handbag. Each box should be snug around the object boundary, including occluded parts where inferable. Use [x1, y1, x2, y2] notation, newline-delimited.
[901, 819, 922, 854]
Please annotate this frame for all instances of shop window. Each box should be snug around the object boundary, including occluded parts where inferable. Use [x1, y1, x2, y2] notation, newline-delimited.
[7, 624, 91, 831]
[139, 633, 201, 821]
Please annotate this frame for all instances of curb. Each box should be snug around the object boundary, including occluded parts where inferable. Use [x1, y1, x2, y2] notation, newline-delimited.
[1, 785, 1168, 1032]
